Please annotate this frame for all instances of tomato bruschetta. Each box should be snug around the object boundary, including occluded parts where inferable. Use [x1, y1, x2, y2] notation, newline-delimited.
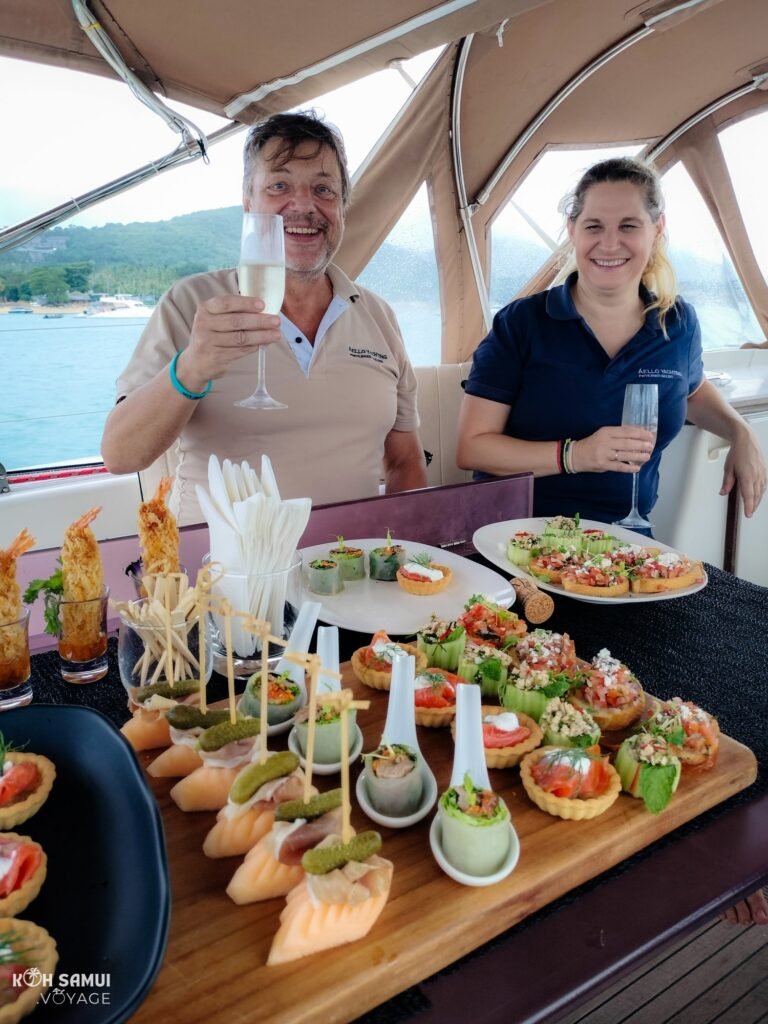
[629, 553, 705, 593]
[561, 558, 629, 597]
[568, 649, 645, 731]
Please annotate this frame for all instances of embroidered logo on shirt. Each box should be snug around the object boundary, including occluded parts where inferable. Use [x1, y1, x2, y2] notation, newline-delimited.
[349, 346, 389, 363]
[638, 368, 682, 380]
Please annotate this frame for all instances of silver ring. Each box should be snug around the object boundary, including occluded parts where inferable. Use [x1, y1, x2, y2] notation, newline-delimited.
[238, 330, 246, 347]
[611, 450, 618, 461]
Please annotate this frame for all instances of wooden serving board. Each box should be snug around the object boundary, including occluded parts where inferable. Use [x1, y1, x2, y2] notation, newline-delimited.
[131, 667, 757, 1024]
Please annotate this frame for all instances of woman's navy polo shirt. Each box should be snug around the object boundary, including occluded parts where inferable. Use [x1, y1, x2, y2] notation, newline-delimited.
[464, 273, 704, 524]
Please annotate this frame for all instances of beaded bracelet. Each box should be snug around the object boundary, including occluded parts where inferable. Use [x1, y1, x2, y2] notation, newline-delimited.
[562, 438, 574, 474]
[556, 439, 564, 474]
[169, 352, 212, 400]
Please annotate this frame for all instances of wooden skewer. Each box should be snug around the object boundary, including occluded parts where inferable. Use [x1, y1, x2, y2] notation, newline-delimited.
[316, 690, 370, 844]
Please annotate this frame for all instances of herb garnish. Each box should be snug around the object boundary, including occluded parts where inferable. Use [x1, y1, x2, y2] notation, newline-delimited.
[23, 568, 64, 637]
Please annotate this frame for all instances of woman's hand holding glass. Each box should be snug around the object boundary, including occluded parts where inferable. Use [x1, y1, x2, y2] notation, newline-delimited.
[569, 424, 655, 474]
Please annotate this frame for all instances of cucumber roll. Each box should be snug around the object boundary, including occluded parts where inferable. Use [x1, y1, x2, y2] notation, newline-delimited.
[506, 531, 539, 567]
[439, 773, 510, 876]
[294, 703, 357, 764]
[416, 617, 466, 671]
[542, 514, 582, 547]
[363, 743, 423, 817]
[581, 528, 617, 555]
[501, 664, 579, 722]
[457, 641, 512, 699]
[239, 670, 303, 724]
[539, 697, 600, 749]
[307, 558, 343, 595]
[369, 528, 407, 581]
[328, 536, 365, 580]
[615, 733, 681, 813]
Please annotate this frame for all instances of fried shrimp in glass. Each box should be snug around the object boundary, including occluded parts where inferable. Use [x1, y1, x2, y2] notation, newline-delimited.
[138, 478, 181, 576]
[0, 529, 35, 627]
[60, 508, 106, 655]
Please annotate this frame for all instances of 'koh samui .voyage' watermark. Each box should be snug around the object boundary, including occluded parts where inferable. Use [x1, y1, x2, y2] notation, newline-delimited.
[13, 969, 111, 1006]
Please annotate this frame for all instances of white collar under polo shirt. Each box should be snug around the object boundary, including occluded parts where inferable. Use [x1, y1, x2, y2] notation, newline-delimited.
[280, 264, 358, 374]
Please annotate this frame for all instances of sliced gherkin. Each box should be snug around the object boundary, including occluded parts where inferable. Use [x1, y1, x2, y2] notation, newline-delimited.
[136, 680, 199, 703]
[198, 718, 261, 752]
[229, 751, 299, 804]
[274, 788, 342, 821]
[165, 706, 232, 731]
[302, 831, 382, 874]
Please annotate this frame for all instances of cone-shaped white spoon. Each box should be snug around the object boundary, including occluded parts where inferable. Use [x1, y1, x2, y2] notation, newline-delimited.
[288, 624, 363, 774]
[356, 653, 437, 828]
[430, 682, 520, 886]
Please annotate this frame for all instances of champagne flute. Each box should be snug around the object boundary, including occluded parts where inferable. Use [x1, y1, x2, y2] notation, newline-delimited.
[235, 212, 287, 411]
[613, 383, 659, 530]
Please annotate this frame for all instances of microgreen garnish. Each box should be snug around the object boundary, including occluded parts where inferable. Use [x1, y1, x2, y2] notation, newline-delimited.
[412, 552, 434, 568]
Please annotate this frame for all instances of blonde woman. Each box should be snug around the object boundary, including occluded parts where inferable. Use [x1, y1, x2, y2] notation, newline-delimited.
[457, 158, 765, 529]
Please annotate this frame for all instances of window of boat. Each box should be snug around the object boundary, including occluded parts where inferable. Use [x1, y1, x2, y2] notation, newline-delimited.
[489, 145, 643, 312]
[0, 48, 443, 471]
[662, 161, 763, 350]
[718, 109, 768, 286]
[358, 183, 441, 366]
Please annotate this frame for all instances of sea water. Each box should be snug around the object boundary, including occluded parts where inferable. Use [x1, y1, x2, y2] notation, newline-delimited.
[0, 315, 144, 471]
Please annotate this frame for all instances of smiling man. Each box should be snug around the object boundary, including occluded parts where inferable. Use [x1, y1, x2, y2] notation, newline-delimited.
[102, 112, 427, 523]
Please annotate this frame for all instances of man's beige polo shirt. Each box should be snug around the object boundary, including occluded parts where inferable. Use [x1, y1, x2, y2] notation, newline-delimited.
[116, 265, 420, 524]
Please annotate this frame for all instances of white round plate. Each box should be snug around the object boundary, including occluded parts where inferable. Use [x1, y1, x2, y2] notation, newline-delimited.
[472, 517, 708, 604]
[355, 764, 438, 829]
[298, 538, 514, 633]
[429, 816, 520, 887]
[287, 723, 364, 776]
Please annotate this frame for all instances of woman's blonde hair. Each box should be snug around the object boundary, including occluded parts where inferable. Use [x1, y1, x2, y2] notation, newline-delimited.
[559, 157, 678, 334]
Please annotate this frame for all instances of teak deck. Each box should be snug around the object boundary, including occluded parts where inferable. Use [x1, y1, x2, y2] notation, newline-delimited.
[131, 666, 757, 1024]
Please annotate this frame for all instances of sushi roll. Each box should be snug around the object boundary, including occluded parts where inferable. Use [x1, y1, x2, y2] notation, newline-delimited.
[646, 697, 720, 771]
[438, 774, 511, 876]
[520, 746, 621, 820]
[500, 629, 580, 722]
[539, 697, 601, 750]
[307, 559, 343, 595]
[615, 733, 682, 813]
[239, 670, 303, 724]
[457, 641, 513, 699]
[506, 531, 539, 567]
[362, 743, 423, 817]
[293, 702, 357, 765]
[416, 617, 466, 671]
[0, 834, 47, 918]
[396, 555, 452, 595]
[268, 831, 393, 965]
[328, 537, 365, 580]
[368, 529, 407, 581]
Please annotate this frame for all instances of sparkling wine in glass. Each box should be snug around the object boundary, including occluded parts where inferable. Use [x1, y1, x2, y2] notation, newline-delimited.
[613, 383, 659, 530]
[235, 212, 287, 411]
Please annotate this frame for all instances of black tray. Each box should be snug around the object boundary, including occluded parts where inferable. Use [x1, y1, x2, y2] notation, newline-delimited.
[0, 704, 170, 1023]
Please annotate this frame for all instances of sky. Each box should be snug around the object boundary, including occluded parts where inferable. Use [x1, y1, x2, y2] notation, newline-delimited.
[1, 50, 766, 276]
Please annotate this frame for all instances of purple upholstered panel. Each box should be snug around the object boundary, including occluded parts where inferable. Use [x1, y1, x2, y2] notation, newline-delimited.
[299, 476, 533, 552]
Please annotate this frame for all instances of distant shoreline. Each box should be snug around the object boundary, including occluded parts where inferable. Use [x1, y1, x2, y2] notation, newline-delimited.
[0, 303, 87, 314]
